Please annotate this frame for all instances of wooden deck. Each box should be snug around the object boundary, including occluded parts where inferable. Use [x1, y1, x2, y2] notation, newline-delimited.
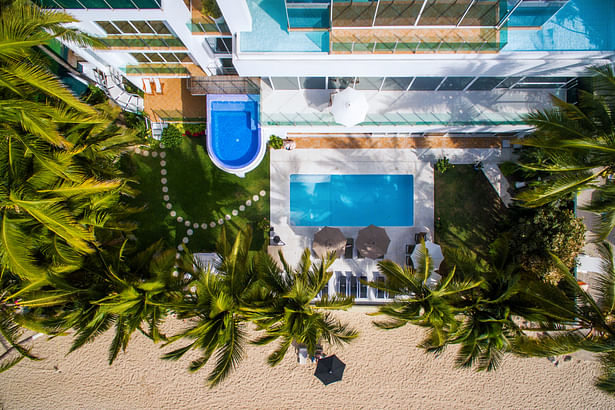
[287, 133, 508, 149]
[144, 78, 206, 121]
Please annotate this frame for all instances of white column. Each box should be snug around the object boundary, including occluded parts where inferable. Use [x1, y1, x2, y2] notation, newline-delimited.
[217, 0, 252, 33]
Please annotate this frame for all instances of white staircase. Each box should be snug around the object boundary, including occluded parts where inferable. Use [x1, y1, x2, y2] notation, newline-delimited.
[482, 163, 513, 206]
[91, 66, 144, 114]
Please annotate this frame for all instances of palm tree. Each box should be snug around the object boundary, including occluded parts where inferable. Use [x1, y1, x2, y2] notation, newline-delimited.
[515, 65, 615, 238]
[443, 236, 578, 371]
[161, 229, 261, 387]
[369, 241, 482, 352]
[251, 249, 358, 366]
[514, 242, 615, 395]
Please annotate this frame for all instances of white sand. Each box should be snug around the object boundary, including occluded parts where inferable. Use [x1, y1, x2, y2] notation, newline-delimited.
[1, 309, 613, 409]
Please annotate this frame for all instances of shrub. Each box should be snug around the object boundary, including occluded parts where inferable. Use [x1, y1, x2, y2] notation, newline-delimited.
[161, 124, 183, 148]
[201, 0, 222, 18]
[182, 123, 206, 138]
[508, 201, 585, 284]
[269, 135, 283, 149]
[83, 84, 107, 105]
[436, 156, 453, 174]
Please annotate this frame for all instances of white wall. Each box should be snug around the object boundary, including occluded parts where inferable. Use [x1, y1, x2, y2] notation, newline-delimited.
[233, 50, 615, 78]
[217, 0, 252, 33]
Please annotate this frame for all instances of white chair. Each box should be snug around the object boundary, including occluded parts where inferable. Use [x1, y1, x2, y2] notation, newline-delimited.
[142, 78, 153, 94]
[153, 77, 162, 94]
[298, 347, 308, 364]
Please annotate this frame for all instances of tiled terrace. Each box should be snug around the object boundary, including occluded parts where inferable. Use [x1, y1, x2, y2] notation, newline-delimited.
[285, 133, 510, 149]
[143, 78, 205, 121]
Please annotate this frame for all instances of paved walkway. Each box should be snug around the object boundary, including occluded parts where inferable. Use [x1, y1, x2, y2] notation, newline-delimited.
[287, 133, 509, 149]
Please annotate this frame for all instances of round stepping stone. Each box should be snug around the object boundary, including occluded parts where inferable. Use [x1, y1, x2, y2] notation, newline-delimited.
[246, 200, 252, 206]
[182, 237, 189, 244]
[177, 244, 183, 251]
[184, 273, 192, 280]
[177, 216, 183, 223]
[232, 210, 238, 216]
[239, 205, 245, 211]
[201, 223, 207, 229]
[166, 203, 172, 209]
[161, 178, 167, 184]
[184, 220, 191, 227]
[225, 214, 231, 221]
[172, 270, 179, 277]
[160, 169, 167, 175]
[190, 286, 197, 293]
[163, 195, 169, 201]
[187, 229, 193, 236]
[193, 223, 199, 229]
[170, 211, 176, 217]
[218, 219, 224, 225]
[253, 195, 259, 201]
[175, 252, 181, 259]
[142, 150, 149, 157]
[151, 151, 158, 158]
[160, 161, 166, 167]
[162, 186, 168, 193]
[135, 147, 141, 154]
[210, 222, 216, 228]
[159, 143, 165, 149]
[160, 151, 166, 158]
[260, 190, 266, 196]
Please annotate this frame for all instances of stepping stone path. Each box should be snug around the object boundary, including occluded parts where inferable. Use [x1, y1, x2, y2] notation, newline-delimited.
[136, 144, 268, 255]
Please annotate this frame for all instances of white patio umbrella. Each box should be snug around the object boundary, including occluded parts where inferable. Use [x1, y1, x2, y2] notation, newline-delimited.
[410, 240, 444, 271]
[330, 87, 368, 127]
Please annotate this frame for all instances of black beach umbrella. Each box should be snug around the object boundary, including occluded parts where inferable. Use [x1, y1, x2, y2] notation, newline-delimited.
[314, 355, 346, 385]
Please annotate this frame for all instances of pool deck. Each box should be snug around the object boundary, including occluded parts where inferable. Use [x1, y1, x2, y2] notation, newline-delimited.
[269, 146, 510, 275]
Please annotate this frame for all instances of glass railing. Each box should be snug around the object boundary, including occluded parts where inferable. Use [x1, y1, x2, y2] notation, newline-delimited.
[99, 36, 186, 49]
[261, 111, 526, 126]
[124, 64, 190, 75]
[331, 0, 501, 28]
[188, 20, 230, 34]
[38, 0, 161, 9]
[330, 27, 505, 54]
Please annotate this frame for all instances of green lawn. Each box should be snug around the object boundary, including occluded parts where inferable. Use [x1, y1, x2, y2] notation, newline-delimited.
[434, 165, 507, 252]
[125, 137, 270, 252]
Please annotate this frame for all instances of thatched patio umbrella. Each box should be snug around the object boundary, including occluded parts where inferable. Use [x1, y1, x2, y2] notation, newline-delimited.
[313, 226, 346, 258]
[356, 225, 390, 259]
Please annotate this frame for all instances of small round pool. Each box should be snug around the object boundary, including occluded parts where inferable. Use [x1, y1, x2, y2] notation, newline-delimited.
[207, 94, 265, 177]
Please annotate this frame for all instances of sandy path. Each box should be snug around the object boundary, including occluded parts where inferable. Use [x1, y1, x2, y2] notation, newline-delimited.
[1, 309, 613, 409]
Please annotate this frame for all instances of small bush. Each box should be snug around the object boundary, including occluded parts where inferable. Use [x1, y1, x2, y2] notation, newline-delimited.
[436, 156, 453, 174]
[161, 125, 183, 148]
[83, 84, 107, 105]
[201, 0, 222, 18]
[269, 135, 283, 149]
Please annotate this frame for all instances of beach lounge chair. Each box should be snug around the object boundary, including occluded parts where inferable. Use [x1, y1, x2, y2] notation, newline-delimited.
[142, 78, 153, 94]
[153, 77, 162, 94]
[344, 238, 354, 259]
[298, 347, 308, 364]
[406, 244, 415, 254]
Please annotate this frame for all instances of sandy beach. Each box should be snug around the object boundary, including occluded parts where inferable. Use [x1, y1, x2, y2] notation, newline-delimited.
[1, 308, 613, 410]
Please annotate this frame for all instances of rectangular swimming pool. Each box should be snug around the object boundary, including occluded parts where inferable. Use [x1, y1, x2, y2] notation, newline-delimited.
[290, 174, 413, 226]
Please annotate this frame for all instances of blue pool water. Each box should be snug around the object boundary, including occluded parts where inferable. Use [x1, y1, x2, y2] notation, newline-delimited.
[290, 174, 414, 226]
[207, 94, 261, 171]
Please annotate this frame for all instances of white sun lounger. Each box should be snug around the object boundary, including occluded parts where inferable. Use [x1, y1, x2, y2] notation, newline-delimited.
[142, 78, 153, 94]
[153, 77, 162, 94]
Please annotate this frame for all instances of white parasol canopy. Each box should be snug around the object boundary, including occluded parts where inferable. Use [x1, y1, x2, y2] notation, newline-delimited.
[330, 87, 368, 127]
[410, 240, 444, 271]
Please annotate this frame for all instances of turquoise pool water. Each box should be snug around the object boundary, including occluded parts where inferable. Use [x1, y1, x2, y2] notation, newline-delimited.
[241, 0, 329, 52]
[290, 174, 414, 226]
[504, 0, 614, 51]
[206, 95, 261, 173]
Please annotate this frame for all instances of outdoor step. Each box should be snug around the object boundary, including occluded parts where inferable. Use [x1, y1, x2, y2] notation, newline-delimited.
[481, 163, 512, 206]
